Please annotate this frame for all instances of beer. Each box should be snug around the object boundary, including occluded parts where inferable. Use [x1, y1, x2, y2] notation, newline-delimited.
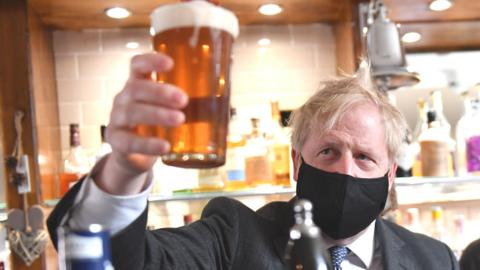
[143, 1, 239, 168]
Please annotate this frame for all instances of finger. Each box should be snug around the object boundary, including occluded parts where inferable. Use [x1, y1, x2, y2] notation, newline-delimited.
[119, 81, 188, 109]
[110, 103, 185, 128]
[130, 53, 174, 79]
[108, 129, 171, 155]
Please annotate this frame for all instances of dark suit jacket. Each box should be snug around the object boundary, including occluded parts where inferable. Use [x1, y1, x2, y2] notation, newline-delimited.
[48, 182, 459, 270]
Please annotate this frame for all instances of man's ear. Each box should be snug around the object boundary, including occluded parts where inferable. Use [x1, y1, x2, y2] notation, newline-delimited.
[291, 149, 301, 182]
[387, 163, 397, 191]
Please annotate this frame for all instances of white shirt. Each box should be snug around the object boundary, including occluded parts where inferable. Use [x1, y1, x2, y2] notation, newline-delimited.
[324, 221, 382, 270]
[69, 171, 383, 269]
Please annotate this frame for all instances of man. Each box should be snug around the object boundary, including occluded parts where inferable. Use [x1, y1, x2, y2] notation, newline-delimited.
[48, 53, 459, 270]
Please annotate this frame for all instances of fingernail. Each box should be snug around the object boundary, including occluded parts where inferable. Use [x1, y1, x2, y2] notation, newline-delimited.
[170, 111, 185, 124]
[162, 141, 171, 153]
[173, 91, 187, 105]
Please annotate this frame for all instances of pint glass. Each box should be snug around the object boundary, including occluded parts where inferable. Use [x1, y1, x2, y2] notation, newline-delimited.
[139, 1, 239, 168]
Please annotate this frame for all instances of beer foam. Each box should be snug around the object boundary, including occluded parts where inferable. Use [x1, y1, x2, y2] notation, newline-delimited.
[151, 1, 239, 38]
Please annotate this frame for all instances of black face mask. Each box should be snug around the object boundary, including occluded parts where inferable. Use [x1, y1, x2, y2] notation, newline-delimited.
[296, 158, 389, 240]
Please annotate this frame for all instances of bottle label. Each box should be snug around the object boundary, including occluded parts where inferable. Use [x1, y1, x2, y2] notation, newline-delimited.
[65, 235, 103, 259]
[245, 156, 273, 185]
[420, 140, 450, 176]
[226, 170, 245, 181]
[466, 135, 480, 172]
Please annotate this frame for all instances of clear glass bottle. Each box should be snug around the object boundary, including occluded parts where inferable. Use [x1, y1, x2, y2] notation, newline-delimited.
[244, 118, 274, 187]
[402, 208, 424, 234]
[429, 206, 449, 244]
[95, 125, 112, 162]
[429, 90, 456, 175]
[411, 98, 428, 177]
[197, 167, 225, 192]
[452, 214, 468, 259]
[267, 101, 291, 187]
[419, 111, 451, 177]
[456, 96, 480, 175]
[395, 130, 415, 177]
[60, 123, 91, 196]
[224, 108, 248, 190]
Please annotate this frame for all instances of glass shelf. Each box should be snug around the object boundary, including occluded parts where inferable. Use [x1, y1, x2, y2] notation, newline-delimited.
[395, 175, 480, 186]
[149, 186, 295, 202]
[149, 175, 480, 204]
[3, 175, 477, 209]
[396, 175, 480, 205]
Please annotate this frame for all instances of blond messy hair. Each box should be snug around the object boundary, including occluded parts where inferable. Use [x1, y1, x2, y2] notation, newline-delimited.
[288, 64, 407, 163]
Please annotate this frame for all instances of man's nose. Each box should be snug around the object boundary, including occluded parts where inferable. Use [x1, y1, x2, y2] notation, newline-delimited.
[335, 154, 354, 176]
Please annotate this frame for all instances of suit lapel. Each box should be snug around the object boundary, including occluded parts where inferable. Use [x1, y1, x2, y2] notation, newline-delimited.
[376, 219, 418, 270]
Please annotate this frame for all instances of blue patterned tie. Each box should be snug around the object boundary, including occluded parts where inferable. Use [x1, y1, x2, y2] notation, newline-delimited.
[329, 246, 349, 270]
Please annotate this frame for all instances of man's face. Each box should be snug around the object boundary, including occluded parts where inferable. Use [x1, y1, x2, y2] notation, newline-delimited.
[293, 102, 396, 188]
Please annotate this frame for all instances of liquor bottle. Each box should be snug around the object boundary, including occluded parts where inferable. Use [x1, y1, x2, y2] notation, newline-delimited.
[395, 130, 415, 177]
[402, 208, 424, 234]
[60, 124, 91, 196]
[183, 214, 193, 226]
[429, 90, 451, 135]
[244, 118, 274, 187]
[284, 199, 331, 270]
[411, 98, 428, 176]
[418, 111, 452, 177]
[429, 90, 457, 175]
[456, 95, 480, 175]
[429, 206, 449, 244]
[224, 108, 248, 190]
[94, 125, 112, 162]
[267, 101, 291, 187]
[452, 214, 468, 259]
[197, 167, 225, 192]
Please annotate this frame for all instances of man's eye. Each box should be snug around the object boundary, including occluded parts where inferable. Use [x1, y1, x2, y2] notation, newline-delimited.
[318, 148, 332, 156]
[357, 153, 373, 162]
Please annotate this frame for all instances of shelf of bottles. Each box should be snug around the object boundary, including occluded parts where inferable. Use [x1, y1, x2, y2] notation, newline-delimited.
[147, 175, 480, 203]
[31, 89, 480, 207]
[149, 186, 296, 202]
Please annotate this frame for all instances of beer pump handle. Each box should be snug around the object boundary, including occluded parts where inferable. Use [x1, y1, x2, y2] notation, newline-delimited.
[284, 199, 332, 270]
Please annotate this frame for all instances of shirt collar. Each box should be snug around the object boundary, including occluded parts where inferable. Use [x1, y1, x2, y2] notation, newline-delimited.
[346, 220, 376, 268]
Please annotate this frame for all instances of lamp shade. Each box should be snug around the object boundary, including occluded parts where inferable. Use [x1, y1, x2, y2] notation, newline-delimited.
[366, 5, 419, 90]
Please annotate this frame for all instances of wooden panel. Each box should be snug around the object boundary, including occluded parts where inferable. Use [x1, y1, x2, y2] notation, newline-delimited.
[27, 0, 480, 53]
[385, 0, 480, 23]
[0, 0, 60, 269]
[334, 0, 356, 75]
[0, 1, 45, 269]
[401, 21, 480, 52]
[28, 4, 62, 202]
[29, 0, 342, 30]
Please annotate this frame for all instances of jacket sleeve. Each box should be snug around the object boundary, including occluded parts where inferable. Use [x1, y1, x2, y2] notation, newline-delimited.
[46, 177, 85, 248]
[48, 189, 241, 270]
[139, 197, 241, 270]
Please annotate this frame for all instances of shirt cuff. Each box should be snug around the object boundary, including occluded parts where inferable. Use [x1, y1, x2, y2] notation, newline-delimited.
[69, 156, 153, 235]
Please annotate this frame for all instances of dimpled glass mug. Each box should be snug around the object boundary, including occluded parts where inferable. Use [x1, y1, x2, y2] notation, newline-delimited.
[135, 1, 239, 168]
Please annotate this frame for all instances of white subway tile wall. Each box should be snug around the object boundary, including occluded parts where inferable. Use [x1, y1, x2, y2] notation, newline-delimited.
[53, 24, 336, 157]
